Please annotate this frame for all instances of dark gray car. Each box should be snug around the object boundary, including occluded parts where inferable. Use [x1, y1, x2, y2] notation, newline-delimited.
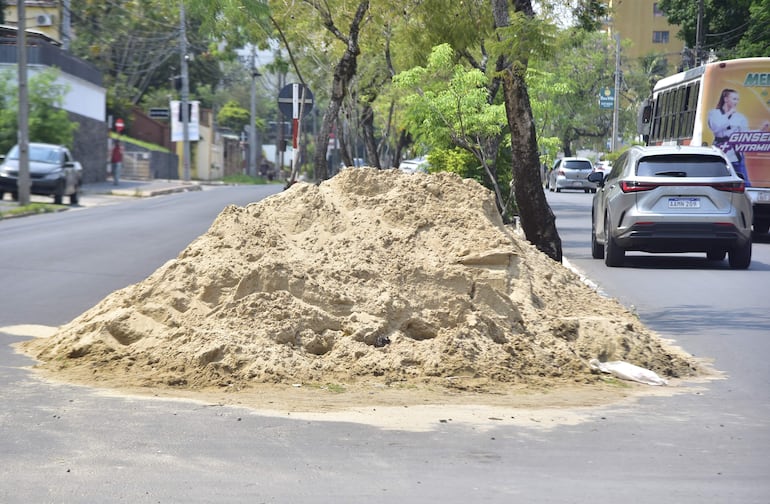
[588, 145, 753, 269]
[0, 143, 82, 205]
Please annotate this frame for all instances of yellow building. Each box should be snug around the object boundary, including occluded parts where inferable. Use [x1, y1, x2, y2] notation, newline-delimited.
[607, 0, 685, 72]
[3, 1, 63, 45]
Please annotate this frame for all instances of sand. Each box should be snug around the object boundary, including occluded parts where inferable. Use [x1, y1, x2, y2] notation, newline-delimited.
[17, 168, 711, 428]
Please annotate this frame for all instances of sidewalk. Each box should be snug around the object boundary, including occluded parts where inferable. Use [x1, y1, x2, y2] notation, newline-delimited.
[81, 178, 204, 197]
[0, 178, 203, 217]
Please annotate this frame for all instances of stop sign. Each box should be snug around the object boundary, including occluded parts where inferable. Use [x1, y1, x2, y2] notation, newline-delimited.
[115, 118, 125, 132]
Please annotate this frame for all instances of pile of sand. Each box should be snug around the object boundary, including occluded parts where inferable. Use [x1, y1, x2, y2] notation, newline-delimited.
[20, 168, 703, 402]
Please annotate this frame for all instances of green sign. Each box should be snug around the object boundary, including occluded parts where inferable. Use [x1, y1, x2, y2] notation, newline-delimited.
[599, 87, 615, 109]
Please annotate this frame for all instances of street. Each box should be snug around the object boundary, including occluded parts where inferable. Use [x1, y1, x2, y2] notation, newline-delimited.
[0, 184, 768, 503]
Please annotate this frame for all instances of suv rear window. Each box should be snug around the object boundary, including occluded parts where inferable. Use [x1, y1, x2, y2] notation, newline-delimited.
[636, 154, 731, 177]
[562, 160, 592, 170]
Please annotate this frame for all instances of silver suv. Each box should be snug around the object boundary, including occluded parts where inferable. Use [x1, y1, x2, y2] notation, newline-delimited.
[587, 145, 752, 269]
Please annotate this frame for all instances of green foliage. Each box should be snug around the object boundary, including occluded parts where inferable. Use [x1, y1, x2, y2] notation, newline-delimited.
[487, 12, 556, 68]
[0, 68, 78, 152]
[217, 100, 251, 132]
[528, 30, 629, 155]
[394, 44, 507, 154]
[111, 133, 171, 153]
[572, 0, 609, 32]
[536, 136, 561, 169]
[738, 0, 770, 57]
[0, 202, 64, 219]
[427, 147, 478, 178]
[658, 0, 768, 59]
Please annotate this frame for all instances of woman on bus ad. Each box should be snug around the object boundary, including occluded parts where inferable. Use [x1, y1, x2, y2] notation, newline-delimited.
[707, 88, 770, 186]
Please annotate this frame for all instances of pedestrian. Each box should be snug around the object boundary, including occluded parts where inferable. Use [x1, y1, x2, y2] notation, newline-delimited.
[110, 140, 123, 186]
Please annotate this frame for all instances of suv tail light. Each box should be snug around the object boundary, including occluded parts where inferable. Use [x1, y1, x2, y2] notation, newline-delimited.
[711, 181, 745, 193]
[619, 180, 746, 193]
[620, 180, 657, 193]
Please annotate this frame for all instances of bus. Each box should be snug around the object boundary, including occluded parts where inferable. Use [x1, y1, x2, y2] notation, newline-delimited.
[638, 57, 770, 234]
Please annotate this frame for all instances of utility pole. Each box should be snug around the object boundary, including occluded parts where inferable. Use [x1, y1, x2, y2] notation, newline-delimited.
[249, 47, 258, 177]
[695, 0, 704, 66]
[179, 2, 191, 181]
[62, 0, 71, 51]
[611, 33, 620, 152]
[17, 0, 30, 205]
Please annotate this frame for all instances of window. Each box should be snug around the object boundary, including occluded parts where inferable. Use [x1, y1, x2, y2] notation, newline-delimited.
[653, 31, 670, 44]
[562, 160, 593, 170]
[637, 155, 731, 177]
[607, 153, 627, 181]
[653, 3, 665, 16]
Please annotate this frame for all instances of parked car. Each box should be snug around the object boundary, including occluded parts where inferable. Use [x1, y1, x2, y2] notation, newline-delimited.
[398, 157, 429, 174]
[0, 143, 83, 205]
[587, 145, 752, 269]
[547, 157, 596, 193]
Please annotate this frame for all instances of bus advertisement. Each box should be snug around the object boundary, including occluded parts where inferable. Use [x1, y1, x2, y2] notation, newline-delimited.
[639, 58, 770, 234]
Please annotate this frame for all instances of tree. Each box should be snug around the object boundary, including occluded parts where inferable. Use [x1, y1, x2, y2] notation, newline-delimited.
[394, 44, 510, 218]
[302, 1, 370, 182]
[217, 100, 251, 133]
[658, 0, 769, 59]
[70, 0, 230, 118]
[529, 30, 615, 156]
[491, 0, 562, 262]
[0, 68, 78, 153]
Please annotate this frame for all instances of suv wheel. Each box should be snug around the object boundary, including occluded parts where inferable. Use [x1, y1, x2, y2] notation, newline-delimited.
[728, 240, 751, 269]
[604, 214, 624, 267]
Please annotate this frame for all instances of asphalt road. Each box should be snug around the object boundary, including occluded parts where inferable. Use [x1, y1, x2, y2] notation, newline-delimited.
[1, 184, 768, 503]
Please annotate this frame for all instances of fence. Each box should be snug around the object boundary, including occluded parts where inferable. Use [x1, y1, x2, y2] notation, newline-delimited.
[120, 150, 179, 180]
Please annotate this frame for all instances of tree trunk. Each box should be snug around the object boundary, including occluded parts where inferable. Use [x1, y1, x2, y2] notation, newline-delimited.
[360, 102, 381, 168]
[311, 1, 369, 181]
[492, 0, 562, 262]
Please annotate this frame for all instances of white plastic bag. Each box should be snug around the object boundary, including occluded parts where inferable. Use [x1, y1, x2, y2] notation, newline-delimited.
[589, 358, 668, 386]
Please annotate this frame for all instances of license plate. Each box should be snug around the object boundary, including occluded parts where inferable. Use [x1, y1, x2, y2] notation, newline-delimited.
[668, 197, 700, 208]
[758, 192, 770, 202]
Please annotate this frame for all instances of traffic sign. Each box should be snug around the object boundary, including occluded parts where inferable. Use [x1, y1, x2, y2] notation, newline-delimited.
[149, 107, 170, 119]
[115, 118, 125, 132]
[599, 87, 615, 109]
[278, 83, 314, 118]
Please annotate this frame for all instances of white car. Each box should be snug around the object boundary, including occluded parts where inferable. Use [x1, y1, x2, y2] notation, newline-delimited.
[547, 157, 596, 193]
[398, 157, 429, 174]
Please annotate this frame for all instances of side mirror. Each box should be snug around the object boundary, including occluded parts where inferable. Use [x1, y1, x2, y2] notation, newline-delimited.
[638, 98, 652, 137]
[587, 171, 605, 186]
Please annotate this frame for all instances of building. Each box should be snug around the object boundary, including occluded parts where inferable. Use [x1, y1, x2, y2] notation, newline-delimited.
[607, 0, 686, 73]
[3, 0, 63, 45]
[2, 2, 107, 182]
[0, 24, 107, 183]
